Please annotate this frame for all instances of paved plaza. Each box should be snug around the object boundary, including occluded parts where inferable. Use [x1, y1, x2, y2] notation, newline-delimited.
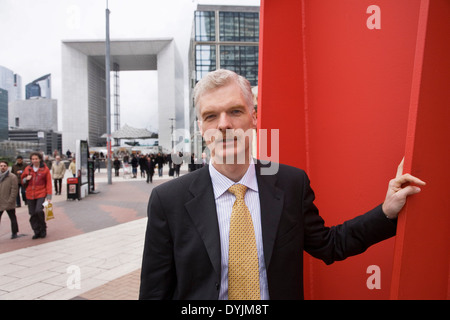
[0, 164, 188, 300]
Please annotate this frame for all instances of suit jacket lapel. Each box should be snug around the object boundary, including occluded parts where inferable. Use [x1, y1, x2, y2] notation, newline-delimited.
[184, 166, 222, 277]
[255, 161, 284, 269]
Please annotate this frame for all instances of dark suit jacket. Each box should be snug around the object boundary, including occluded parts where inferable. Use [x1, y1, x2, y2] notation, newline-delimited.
[139, 161, 397, 300]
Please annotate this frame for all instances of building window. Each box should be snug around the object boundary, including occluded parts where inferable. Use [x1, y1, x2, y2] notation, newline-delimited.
[15, 117, 19, 127]
[220, 45, 259, 86]
[195, 45, 217, 82]
[219, 12, 259, 42]
[195, 11, 215, 42]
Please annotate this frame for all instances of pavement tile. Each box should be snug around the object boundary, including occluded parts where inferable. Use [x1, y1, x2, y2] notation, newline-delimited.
[75, 268, 141, 300]
[1, 281, 61, 300]
[0, 164, 190, 300]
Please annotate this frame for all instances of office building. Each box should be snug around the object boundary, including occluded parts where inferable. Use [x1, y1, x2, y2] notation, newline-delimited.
[0, 65, 22, 102]
[7, 98, 59, 155]
[0, 88, 8, 141]
[8, 129, 62, 156]
[25, 74, 52, 99]
[189, 5, 260, 156]
[8, 99, 58, 132]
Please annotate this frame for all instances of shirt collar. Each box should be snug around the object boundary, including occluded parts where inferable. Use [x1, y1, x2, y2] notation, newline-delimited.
[209, 158, 258, 199]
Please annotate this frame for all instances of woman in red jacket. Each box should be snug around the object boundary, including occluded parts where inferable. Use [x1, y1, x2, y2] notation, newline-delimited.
[21, 152, 52, 239]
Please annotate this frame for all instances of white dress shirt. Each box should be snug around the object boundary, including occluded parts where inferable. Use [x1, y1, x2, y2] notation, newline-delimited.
[209, 160, 270, 300]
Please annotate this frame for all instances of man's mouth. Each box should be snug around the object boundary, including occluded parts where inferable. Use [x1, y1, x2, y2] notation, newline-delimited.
[215, 135, 238, 143]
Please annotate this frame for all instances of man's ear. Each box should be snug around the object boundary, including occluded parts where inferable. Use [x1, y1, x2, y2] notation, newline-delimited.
[251, 109, 257, 129]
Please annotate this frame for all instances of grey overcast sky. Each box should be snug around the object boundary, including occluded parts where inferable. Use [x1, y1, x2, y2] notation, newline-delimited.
[0, 0, 259, 133]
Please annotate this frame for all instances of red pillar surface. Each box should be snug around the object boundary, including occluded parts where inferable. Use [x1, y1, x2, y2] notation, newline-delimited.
[390, 0, 450, 300]
[258, 0, 449, 299]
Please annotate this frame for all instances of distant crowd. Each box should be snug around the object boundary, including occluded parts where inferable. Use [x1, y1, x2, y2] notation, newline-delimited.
[1, 149, 209, 240]
[109, 151, 208, 183]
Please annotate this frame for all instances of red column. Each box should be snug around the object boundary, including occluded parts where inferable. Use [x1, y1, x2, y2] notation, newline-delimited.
[258, 0, 448, 299]
[390, 0, 450, 300]
[257, 0, 307, 169]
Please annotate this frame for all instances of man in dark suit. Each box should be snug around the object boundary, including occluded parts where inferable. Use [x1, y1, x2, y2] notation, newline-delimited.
[139, 69, 425, 300]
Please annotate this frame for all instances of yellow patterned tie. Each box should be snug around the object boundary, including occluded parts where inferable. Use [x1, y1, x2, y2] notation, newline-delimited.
[228, 184, 260, 300]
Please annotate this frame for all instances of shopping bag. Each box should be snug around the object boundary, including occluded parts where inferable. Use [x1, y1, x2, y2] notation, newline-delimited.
[45, 203, 54, 221]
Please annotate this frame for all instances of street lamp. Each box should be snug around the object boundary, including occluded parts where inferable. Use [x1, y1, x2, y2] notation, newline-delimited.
[105, 1, 112, 184]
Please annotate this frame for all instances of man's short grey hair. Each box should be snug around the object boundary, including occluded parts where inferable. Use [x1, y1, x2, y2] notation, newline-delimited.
[194, 69, 254, 118]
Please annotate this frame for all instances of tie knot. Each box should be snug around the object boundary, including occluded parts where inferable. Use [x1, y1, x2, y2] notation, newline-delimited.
[228, 184, 248, 200]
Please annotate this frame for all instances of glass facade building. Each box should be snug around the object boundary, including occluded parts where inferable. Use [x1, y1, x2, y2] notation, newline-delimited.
[25, 74, 52, 99]
[189, 5, 260, 156]
[0, 65, 22, 102]
[192, 7, 259, 86]
[0, 88, 8, 141]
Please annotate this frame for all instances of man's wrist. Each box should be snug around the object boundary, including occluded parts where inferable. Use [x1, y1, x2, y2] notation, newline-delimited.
[382, 203, 397, 220]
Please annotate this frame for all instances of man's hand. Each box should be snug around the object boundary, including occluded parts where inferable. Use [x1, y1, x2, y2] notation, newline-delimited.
[382, 158, 426, 219]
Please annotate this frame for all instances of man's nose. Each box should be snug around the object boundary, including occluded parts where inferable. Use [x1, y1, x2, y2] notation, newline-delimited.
[217, 113, 232, 131]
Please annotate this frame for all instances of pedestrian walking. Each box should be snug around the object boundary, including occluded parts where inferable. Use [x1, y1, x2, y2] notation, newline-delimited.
[94, 154, 101, 173]
[11, 155, 27, 207]
[51, 155, 65, 195]
[174, 152, 183, 178]
[146, 155, 155, 183]
[156, 152, 164, 177]
[0, 160, 19, 239]
[68, 158, 76, 177]
[44, 155, 52, 170]
[113, 157, 121, 177]
[21, 152, 52, 239]
[189, 153, 196, 172]
[131, 155, 138, 178]
[139, 155, 147, 178]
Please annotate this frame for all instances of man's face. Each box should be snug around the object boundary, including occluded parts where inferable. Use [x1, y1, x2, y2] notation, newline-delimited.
[0, 162, 7, 173]
[197, 82, 257, 164]
[17, 158, 23, 164]
[31, 155, 40, 167]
